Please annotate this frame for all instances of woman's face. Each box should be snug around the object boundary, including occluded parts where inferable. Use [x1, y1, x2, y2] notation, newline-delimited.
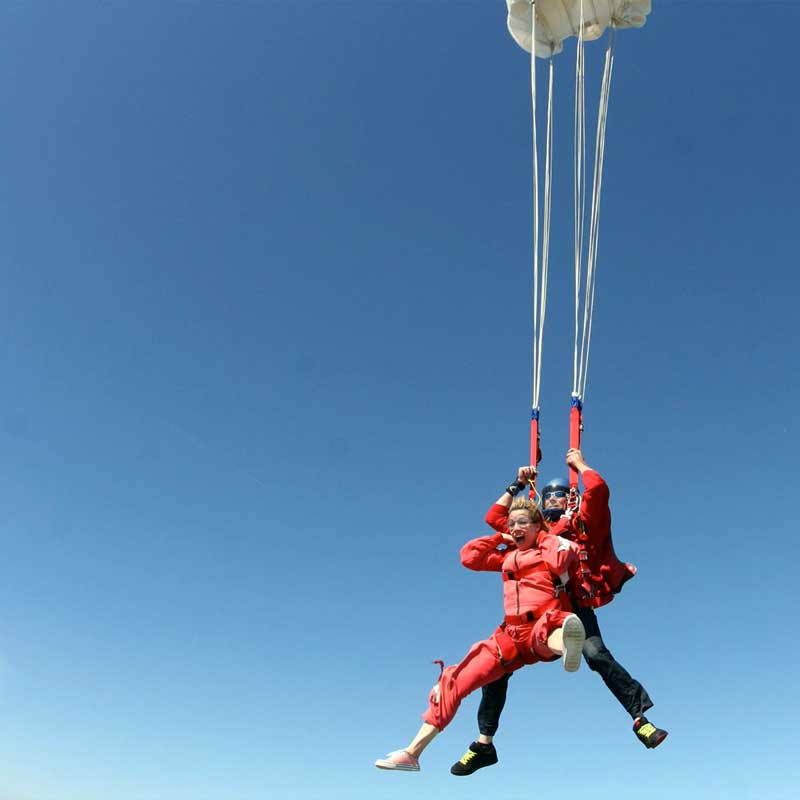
[507, 510, 542, 551]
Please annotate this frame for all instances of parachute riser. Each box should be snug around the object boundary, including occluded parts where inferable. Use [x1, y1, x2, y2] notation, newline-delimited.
[529, 407, 542, 498]
[568, 394, 583, 495]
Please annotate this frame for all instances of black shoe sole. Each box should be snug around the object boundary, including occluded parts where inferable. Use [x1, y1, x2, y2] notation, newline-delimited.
[450, 754, 499, 776]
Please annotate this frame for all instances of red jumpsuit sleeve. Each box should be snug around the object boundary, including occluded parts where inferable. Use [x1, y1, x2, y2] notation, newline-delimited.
[579, 469, 611, 543]
[460, 533, 509, 572]
[485, 503, 509, 533]
[539, 533, 580, 580]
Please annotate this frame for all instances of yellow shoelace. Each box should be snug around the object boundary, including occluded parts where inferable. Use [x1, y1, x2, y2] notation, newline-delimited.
[637, 723, 657, 739]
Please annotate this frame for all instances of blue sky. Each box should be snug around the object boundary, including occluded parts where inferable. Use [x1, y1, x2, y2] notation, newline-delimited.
[0, 2, 798, 799]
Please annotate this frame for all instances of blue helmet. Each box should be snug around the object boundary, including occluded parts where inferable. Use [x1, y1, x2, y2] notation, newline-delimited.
[541, 477, 570, 521]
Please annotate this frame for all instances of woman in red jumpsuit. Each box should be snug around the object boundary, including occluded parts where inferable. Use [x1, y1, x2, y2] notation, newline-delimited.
[374, 498, 586, 772]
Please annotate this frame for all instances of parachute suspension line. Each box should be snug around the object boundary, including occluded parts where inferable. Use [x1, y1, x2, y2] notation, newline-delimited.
[572, 0, 587, 403]
[531, 58, 555, 416]
[569, 22, 617, 487]
[531, 56, 555, 481]
[538, 56, 554, 396]
[578, 27, 616, 403]
[567, 1, 587, 492]
[528, 1, 556, 482]
[529, 0, 540, 474]
[530, 0, 539, 415]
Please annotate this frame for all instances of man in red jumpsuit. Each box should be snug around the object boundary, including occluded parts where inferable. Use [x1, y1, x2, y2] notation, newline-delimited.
[450, 448, 668, 776]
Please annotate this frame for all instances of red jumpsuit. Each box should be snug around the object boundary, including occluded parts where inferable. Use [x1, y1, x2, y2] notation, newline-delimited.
[422, 533, 579, 731]
[485, 469, 636, 608]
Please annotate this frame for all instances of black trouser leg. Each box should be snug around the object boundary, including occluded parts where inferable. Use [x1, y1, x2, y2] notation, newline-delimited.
[477, 672, 511, 737]
[572, 604, 654, 720]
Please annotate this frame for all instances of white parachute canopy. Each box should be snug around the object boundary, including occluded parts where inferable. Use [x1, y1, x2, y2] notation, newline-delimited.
[507, 0, 651, 57]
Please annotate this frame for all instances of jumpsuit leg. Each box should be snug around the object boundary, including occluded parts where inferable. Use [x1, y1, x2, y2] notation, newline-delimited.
[422, 636, 524, 732]
[572, 604, 653, 720]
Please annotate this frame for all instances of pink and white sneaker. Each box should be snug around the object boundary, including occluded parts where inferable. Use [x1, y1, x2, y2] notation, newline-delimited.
[375, 749, 420, 771]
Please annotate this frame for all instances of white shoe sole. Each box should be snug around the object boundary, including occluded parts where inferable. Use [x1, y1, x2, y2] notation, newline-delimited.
[375, 752, 420, 771]
[561, 614, 585, 673]
[375, 759, 420, 771]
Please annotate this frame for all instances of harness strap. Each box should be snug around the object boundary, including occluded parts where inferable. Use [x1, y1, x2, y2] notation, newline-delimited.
[503, 610, 537, 626]
[575, 519, 595, 600]
[492, 625, 538, 668]
[493, 594, 562, 667]
[503, 596, 561, 626]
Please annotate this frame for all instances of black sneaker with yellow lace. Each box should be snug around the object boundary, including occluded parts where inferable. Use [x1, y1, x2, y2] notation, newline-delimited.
[633, 717, 668, 749]
[450, 741, 498, 776]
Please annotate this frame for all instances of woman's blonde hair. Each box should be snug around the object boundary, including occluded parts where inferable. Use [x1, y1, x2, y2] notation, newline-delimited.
[508, 497, 549, 530]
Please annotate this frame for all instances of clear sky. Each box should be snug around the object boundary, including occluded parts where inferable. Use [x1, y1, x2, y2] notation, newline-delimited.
[0, 2, 798, 799]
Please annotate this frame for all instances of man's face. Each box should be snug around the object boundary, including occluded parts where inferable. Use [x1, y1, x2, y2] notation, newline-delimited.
[543, 489, 568, 515]
[507, 510, 542, 550]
